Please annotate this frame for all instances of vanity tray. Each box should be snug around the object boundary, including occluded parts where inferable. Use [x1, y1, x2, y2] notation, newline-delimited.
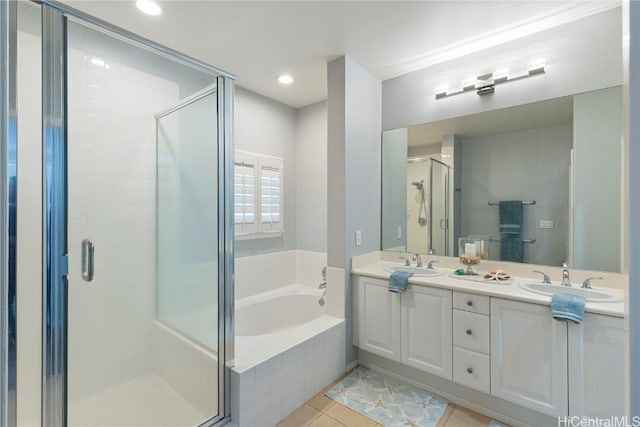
[449, 273, 513, 286]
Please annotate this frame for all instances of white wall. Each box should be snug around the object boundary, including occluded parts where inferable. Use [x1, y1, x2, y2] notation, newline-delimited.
[406, 160, 429, 253]
[460, 124, 572, 266]
[573, 86, 623, 272]
[296, 101, 328, 253]
[381, 129, 408, 251]
[234, 87, 297, 257]
[382, 8, 622, 131]
[235, 250, 327, 299]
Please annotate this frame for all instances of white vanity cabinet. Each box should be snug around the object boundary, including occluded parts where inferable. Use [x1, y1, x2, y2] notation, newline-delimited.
[355, 276, 452, 378]
[568, 313, 625, 418]
[401, 285, 452, 379]
[490, 298, 568, 416]
[357, 276, 401, 361]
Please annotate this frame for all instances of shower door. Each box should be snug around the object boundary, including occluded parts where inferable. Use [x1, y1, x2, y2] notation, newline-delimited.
[38, 6, 233, 427]
[429, 159, 451, 256]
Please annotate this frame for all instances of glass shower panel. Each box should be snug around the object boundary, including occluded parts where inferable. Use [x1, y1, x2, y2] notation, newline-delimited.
[66, 18, 219, 427]
[430, 159, 450, 256]
[156, 90, 219, 353]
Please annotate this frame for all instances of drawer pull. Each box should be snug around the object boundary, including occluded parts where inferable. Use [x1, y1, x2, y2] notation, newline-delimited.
[466, 300, 473, 307]
[467, 367, 473, 374]
[466, 329, 472, 335]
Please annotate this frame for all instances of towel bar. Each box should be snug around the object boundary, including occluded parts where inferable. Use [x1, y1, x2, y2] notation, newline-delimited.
[488, 236, 536, 243]
[488, 200, 536, 206]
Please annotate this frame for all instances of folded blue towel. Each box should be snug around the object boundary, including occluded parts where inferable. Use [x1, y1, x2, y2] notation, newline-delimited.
[551, 293, 586, 324]
[389, 271, 413, 293]
[500, 234, 523, 262]
[499, 201, 523, 235]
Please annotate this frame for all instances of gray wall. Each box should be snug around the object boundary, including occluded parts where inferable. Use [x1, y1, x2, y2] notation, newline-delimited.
[327, 56, 382, 365]
[381, 129, 408, 251]
[573, 86, 622, 272]
[460, 124, 572, 267]
[382, 8, 622, 131]
[234, 87, 297, 257]
[344, 57, 382, 259]
[296, 101, 328, 252]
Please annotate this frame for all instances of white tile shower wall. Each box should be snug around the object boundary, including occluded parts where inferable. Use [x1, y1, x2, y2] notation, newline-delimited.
[231, 321, 346, 427]
[296, 251, 327, 287]
[66, 46, 179, 402]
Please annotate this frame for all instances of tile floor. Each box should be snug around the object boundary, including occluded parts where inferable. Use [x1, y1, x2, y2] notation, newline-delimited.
[278, 375, 498, 427]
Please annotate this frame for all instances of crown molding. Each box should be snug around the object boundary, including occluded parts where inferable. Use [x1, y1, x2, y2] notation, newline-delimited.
[378, 1, 621, 81]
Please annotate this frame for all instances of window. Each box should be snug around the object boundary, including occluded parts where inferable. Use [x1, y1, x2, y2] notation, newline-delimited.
[234, 150, 283, 237]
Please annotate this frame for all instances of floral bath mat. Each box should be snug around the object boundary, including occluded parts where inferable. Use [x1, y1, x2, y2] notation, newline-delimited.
[325, 367, 449, 427]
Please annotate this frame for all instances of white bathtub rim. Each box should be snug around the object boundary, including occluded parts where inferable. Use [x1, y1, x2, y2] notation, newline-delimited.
[233, 315, 344, 372]
[235, 283, 322, 310]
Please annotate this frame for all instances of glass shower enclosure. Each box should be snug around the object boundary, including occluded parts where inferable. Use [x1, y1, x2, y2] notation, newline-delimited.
[2, 1, 234, 426]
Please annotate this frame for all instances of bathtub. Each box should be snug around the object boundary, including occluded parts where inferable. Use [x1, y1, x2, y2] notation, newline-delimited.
[231, 284, 346, 426]
[234, 284, 343, 367]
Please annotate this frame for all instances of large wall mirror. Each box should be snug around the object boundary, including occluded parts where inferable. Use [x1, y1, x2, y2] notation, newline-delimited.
[382, 86, 623, 273]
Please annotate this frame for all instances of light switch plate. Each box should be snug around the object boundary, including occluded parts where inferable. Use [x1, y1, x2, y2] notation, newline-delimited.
[355, 230, 362, 246]
[397, 226, 402, 239]
[539, 220, 554, 229]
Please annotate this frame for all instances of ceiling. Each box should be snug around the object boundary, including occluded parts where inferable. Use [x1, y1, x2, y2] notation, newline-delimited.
[59, 0, 620, 109]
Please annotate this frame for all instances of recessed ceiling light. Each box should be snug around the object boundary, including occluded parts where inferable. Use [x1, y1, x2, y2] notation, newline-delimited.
[278, 75, 294, 85]
[136, 0, 162, 16]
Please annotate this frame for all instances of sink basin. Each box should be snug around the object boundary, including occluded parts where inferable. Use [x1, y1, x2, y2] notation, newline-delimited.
[384, 265, 444, 277]
[519, 282, 623, 303]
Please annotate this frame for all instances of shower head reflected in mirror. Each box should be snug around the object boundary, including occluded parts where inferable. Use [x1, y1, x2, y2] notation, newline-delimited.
[411, 180, 424, 190]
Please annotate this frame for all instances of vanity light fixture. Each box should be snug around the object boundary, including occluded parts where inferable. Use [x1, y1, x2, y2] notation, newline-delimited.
[434, 85, 448, 99]
[278, 74, 294, 85]
[136, 0, 162, 16]
[434, 60, 545, 100]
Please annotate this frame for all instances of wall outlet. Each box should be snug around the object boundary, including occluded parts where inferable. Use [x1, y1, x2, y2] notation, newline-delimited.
[397, 226, 402, 240]
[539, 220, 554, 229]
[355, 230, 362, 247]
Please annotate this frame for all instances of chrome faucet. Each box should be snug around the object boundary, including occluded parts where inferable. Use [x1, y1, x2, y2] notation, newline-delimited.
[533, 270, 551, 284]
[412, 253, 423, 268]
[427, 260, 438, 270]
[561, 262, 571, 287]
[318, 281, 327, 290]
[398, 256, 411, 266]
[582, 276, 603, 289]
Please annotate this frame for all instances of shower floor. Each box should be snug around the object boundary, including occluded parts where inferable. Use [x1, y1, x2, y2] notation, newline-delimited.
[68, 373, 207, 427]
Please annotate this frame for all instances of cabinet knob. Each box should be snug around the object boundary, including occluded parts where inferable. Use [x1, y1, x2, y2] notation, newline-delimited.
[466, 300, 473, 307]
[467, 367, 473, 374]
[466, 329, 472, 335]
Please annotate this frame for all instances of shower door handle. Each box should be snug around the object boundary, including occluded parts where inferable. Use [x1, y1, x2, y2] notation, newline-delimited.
[440, 218, 449, 229]
[81, 239, 94, 282]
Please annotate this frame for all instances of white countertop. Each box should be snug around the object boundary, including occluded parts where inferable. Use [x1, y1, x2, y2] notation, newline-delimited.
[351, 261, 625, 318]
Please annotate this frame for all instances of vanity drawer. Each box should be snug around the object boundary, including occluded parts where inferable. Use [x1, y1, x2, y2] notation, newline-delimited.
[453, 291, 490, 315]
[453, 309, 490, 354]
[453, 346, 490, 394]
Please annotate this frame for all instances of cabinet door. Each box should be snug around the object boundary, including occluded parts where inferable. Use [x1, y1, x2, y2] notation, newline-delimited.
[401, 285, 452, 379]
[569, 313, 625, 418]
[357, 277, 401, 361]
[491, 298, 568, 416]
